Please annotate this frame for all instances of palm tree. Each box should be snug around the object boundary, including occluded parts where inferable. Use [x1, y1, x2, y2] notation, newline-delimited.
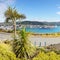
[4, 7, 26, 39]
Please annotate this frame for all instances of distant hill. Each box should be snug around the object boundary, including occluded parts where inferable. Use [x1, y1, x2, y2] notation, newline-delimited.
[0, 21, 60, 26]
[17, 21, 60, 26]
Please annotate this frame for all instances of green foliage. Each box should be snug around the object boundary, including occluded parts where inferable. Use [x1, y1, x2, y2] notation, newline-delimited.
[4, 6, 26, 39]
[13, 29, 36, 60]
[0, 43, 17, 60]
[5, 7, 26, 21]
[47, 51, 59, 60]
[54, 50, 60, 54]
[6, 30, 13, 33]
[33, 51, 60, 60]
[0, 42, 60, 60]
[3, 40, 11, 44]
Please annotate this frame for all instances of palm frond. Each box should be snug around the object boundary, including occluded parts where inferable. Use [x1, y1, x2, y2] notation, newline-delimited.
[5, 18, 10, 23]
[20, 14, 26, 19]
[13, 29, 36, 59]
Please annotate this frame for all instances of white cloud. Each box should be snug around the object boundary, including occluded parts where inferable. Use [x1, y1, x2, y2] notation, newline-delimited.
[0, 0, 16, 22]
[5, 0, 16, 5]
[56, 11, 60, 15]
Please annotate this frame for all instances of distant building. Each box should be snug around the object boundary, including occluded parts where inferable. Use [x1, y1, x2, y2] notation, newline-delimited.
[0, 21, 58, 31]
[0, 22, 13, 30]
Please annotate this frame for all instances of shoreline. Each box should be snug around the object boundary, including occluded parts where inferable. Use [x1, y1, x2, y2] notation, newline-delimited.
[0, 32, 60, 41]
[0, 32, 60, 46]
[27, 32, 60, 38]
[27, 32, 60, 46]
[28, 35, 60, 46]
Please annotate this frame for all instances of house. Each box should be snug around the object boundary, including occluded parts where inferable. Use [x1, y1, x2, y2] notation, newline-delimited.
[0, 22, 13, 30]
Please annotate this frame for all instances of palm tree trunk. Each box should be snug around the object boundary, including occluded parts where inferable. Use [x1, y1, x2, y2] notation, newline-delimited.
[14, 20, 16, 40]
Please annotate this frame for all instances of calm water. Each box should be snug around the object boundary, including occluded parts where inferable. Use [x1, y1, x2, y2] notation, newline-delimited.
[26, 26, 60, 34]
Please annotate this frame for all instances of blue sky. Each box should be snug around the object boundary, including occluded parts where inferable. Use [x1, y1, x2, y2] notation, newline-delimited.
[0, 0, 60, 22]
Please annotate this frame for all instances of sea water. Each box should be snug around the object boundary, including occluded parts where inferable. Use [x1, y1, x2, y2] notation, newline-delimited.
[26, 26, 60, 34]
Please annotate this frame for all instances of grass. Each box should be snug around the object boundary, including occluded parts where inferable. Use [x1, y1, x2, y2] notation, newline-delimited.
[26, 32, 60, 38]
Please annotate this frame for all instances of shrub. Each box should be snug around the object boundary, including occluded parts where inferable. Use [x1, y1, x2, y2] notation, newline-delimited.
[0, 43, 17, 60]
[13, 29, 36, 60]
[3, 40, 11, 44]
[6, 30, 13, 33]
[33, 51, 60, 60]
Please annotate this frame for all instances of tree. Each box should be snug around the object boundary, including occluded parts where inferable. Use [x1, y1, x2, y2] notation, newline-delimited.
[4, 7, 26, 39]
[13, 29, 36, 60]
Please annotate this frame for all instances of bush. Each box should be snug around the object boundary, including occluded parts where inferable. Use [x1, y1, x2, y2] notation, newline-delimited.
[33, 51, 60, 60]
[6, 30, 13, 33]
[13, 29, 36, 60]
[0, 43, 17, 60]
[3, 40, 11, 44]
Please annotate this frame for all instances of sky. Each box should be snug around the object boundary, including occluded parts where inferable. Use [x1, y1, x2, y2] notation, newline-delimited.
[0, 0, 60, 22]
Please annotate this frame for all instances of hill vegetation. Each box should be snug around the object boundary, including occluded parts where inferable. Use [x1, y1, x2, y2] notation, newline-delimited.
[19, 21, 60, 26]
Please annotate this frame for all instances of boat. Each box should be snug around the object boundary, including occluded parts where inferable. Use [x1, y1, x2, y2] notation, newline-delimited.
[41, 25, 56, 29]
